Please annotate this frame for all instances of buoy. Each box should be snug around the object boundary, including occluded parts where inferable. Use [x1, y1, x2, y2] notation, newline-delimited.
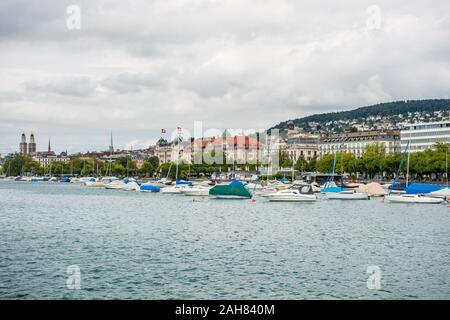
[251, 199, 256, 202]
[380, 199, 384, 204]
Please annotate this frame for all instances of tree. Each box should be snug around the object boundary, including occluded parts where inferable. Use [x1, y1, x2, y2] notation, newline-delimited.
[2, 155, 43, 176]
[279, 150, 292, 167]
[294, 156, 308, 172]
[359, 142, 387, 177]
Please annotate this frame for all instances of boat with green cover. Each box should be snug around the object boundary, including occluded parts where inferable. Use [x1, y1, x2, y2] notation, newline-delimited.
[209, 181, 252, 199]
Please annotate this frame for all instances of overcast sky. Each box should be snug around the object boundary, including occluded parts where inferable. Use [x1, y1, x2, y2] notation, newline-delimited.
[0, 0, 449, 154]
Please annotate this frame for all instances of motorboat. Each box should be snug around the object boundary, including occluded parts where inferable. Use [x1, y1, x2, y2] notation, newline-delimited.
[180, 186, 210, 196]
[385, 194, 446, 204]
[325, 189, 370, 200]
[266, 185, 317, 202]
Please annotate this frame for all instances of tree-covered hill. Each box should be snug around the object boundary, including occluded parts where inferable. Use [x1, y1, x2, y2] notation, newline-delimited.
[271, 99, 450, 133]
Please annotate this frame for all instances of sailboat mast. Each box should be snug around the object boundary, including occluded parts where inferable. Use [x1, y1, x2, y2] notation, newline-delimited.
[446, 147, 448, 188]
[108, 131, 113, 176]
[175, 127, 181, 181]
[406, 131, 411, 187]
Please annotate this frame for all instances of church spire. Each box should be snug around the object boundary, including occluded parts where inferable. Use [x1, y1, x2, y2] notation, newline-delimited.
[109, 131, 114, 153]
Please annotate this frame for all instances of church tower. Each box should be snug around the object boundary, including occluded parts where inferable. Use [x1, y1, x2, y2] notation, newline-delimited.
[19, 133, 27, 155]
[28, 133, 36, 156]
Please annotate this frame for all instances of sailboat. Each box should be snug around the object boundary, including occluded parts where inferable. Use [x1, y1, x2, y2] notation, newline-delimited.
[161, 128, 187, 194]
[385, 138, 445, 204]
[323, 148, 369, 200]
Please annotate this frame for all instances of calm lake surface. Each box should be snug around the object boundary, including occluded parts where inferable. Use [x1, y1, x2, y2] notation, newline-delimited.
[0, 180, 449, 299]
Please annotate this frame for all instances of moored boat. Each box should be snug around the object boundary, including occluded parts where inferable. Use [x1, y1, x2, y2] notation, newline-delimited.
[266, 185, 317, 202]
[180, 186, 210, 196]
[140, 184, 161, 192]
[385, 194, 445, 204]
[209, 181, 252, 199]
[105, 180, 127, 190]
[325, 190, 370, 200]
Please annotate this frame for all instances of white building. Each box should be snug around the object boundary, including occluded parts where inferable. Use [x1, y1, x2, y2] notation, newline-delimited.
[33, 151, 70, 168]
[319, 130, 401, 158]
[285, 135, 319, 161]
[400, 121, 450, 152]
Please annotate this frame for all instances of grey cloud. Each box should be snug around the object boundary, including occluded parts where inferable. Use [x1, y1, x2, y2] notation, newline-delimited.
[23, 77, 97, 97]
[0, 0, 450, 153]
[101, 72, 165, 94]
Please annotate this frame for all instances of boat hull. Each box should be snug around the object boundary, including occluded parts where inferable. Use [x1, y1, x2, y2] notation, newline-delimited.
[209, 195, 250, 199]
[326, 192, 369, 200]
[385, 195, 445, 204]
[267, 195, 316, 202]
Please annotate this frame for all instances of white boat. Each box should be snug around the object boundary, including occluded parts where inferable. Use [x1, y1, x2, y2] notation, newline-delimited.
[246, 183, 264, 191]
[266, 185, 317, 202]
[180, 186, 210, 196]
[105, 180, 127, 190]
[385, 194, 445, 204]
[428, 187, 450, 199]
[123, 181, 140, 191]
[325, 190, 370, 200]
[160, 185, 186, 194]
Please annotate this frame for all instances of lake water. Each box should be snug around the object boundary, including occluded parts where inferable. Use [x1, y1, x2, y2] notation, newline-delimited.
[0, 180, 449, 299]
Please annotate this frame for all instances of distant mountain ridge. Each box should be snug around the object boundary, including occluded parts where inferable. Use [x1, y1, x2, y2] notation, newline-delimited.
[271, 99, 450, 133]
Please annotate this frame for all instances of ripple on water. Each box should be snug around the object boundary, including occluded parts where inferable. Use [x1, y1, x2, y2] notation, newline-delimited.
[0, 181, 449, 299]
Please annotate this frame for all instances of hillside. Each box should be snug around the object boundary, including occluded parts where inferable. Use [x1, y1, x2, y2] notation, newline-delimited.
[271, 99, 450, 133]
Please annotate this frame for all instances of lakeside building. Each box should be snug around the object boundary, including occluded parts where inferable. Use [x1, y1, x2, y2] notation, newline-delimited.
[268, 121, 319, 162]
[319, 130, 401, 158]
[33, 139, 70, 168]
[284, 135, 319, 161]
[155, 135, 264, 165]
[400, 121, 450, 152]
[191, 135, 263, 165]
[155, 138, 173, 164]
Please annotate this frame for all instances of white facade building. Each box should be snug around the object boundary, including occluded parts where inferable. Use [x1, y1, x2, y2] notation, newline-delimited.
[400, 121, 450, 152]
[319, 130, 401, 158]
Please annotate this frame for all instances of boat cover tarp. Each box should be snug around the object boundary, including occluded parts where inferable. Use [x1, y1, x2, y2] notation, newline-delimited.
[209, 183, 252, 198]
[358, 182, 387, 196]
[322, 186, 345, 193]
[140, 184, 161, 192]
[406, 183, 442, 194]
[176, 180, 193, 185]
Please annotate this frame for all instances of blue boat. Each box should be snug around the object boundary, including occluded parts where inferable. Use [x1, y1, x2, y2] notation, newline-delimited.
[140, 184, 161, 192]
[176, 180, 193, 186]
